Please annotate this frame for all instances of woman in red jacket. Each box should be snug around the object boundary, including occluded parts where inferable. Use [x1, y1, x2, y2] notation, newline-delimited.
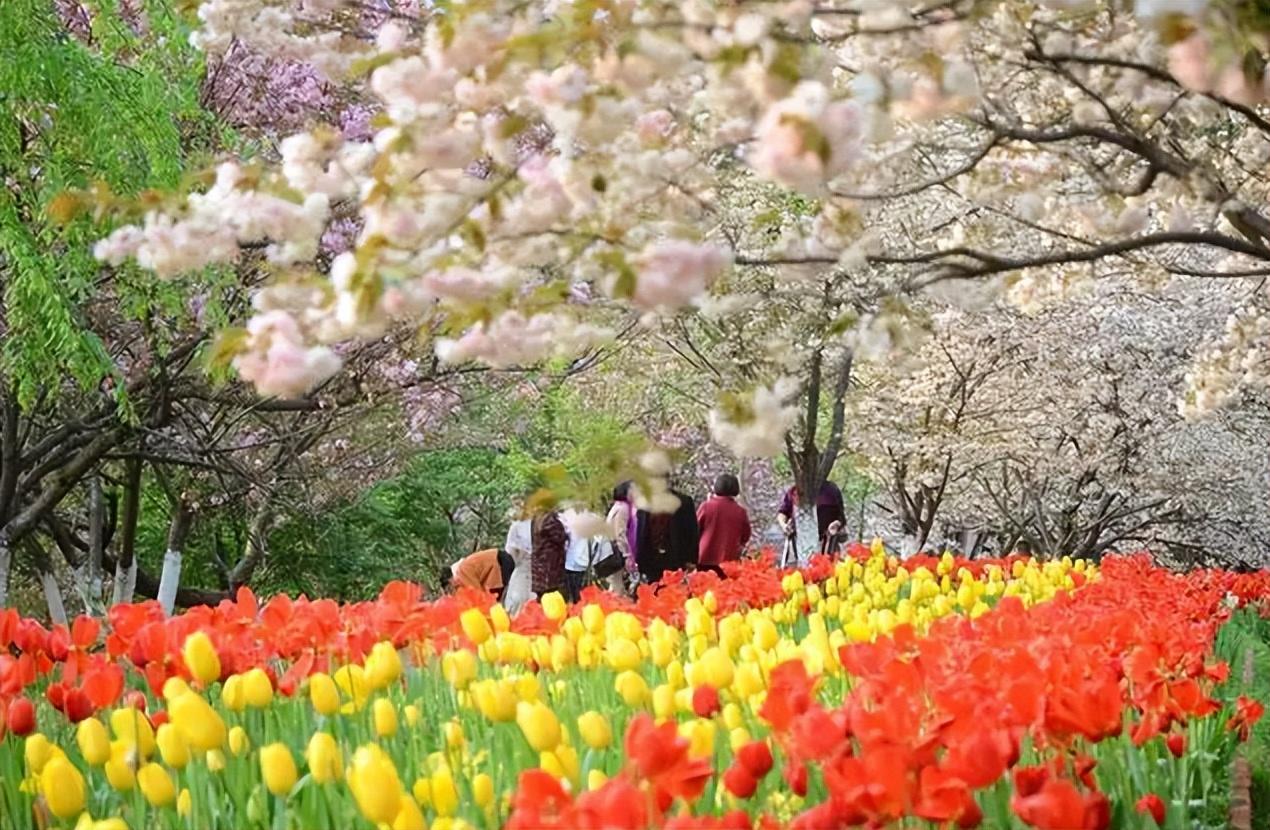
[696, 473, 752, 576]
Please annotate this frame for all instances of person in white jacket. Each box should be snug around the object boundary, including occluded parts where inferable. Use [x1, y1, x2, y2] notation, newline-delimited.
[501, 506, 535, 615]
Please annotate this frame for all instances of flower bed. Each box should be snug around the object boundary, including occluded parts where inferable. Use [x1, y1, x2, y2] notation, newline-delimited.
[0, 546, 1265, 829]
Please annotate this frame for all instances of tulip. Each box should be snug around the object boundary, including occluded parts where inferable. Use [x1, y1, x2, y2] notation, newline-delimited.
[366, 641, 403, 689]
[77, 718, 111, 766]
[587, 769, 608, 791]
[8, 697, 35, 737]
[541, 591, 567, 621]
[516, 701, 562, 752]
[347, 745, 402, 824]
[490, 603, 511, 633]
[169, 691, 226, 751]
[577, 711, 612, 749]
[177, 788, 192, 816]
[110, 708, 156, 757]
[334, 665, 370, 710]
[459, 608, 493, 645]
[39, 756, 85, 819]
[392, 796, 427, 830]
[306, 732, 343, 783]
[241, 667, 274, 708]
[692, 685, 721, 718]
[221, 675, 246, 712]
[104, 742, 136, 791]
[162, 677, 192, 702]
[205, 749, 226, 772]
[155, 724, 190, 769]
[723, 763, 757, 798]
[441, 650, 477, 688]
[308, 672, 340, 716]
[615, 671, 651, 708]
[606, 639, 642, 672]
[228, 726, 250, 757]
[260, 743, 298, 797]
[443, 720, 464, 748]
[373, 698, 398, 738]
[137, 762, 177, 807]
[472, 680, 517, 723]
[182, 632, 221, 685]
[472, 772, 494, 809]
[403, 704, 421, 728]
[430, 766, 459, 817]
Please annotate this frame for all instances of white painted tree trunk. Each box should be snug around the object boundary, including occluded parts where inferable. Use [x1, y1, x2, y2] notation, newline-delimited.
[111, 558, 138, 606]
[41, 571, 68, 627]
[156, 549, 182, 616]
[899, 535, 920, 560]
[791, 507, 818, 566]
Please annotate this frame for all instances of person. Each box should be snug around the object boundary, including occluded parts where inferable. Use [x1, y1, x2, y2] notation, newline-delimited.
[529, 509, 568, 599]
[696, 473, 752, 576]
[502, 504, 536, 614]
[635, 485, 699, 584]
[561, 512, 620, 602]
[606, 482, 638, 590]
[776, 480, 845, 561]
[439, 548, 516, 602]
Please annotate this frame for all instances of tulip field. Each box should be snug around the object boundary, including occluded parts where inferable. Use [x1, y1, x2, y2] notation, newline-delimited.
[0, 545, 1266, 830]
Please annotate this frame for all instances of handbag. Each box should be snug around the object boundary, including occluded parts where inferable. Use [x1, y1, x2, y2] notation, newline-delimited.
[586, 539, 624, 581]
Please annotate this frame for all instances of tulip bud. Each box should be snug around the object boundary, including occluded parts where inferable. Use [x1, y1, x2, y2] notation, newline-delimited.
[430, 766, 459, 817]
[441, 650, 478, 689]
[576, 711, 612, 750]
[241, 668, 274, 708]
[392, 796, 427, 830]
[459, 608, 493, 645]
[138, 762, 177, 807]
[8, 697, 36, 737]
[156, 724, 190, 769]
[541, 592, 567, 622]
[228, 726, 250, 757]
[373, 698, 398, 738]
[221, 675, 247, 712]
[76, 719, 110, 766]
[308, 673, 340, 716]
[365, 641, 403, 690]
[177, 787, 192, 816]
[472, 772, 494, 808]
[182, 632, 221, 685]
[169, 691, 226, 751]
[305, 732, 343, 784]
[515, 701, 562, 753]
[39, 756, 86, 818]
[260, 743, 298, 797]
[347, 745, 402, 824]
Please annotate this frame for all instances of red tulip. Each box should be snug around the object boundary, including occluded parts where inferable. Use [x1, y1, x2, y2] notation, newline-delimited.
[735, 741, 773, 779]
[1135, 793, 1166, 825]
[691, 685, 720, 718]
[125, 690, 148, 712]
[63, 688, 94, 724]
[7, 696, 35, 736]
[1165, 732, 1186, 758]
[722, 764, 757, 799]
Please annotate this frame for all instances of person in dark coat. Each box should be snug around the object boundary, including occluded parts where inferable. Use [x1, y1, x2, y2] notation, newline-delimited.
[530, 511, 568, 598]
[696, 474, 752, 576]
[777, 480, 846, 550]
[635, 489, 699, 584]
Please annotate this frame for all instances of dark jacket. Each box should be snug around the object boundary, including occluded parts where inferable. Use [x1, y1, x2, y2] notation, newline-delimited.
[636, 490, 699, 583]
[530, 512, 568, 595]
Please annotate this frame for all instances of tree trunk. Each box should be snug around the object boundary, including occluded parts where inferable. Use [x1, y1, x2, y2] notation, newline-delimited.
[87, 477, 105, 603]
[111, 456, 143, 606]
[33, 546, 68, 627]
[157, 501, 194, 616]
[227, 507, 275, 590]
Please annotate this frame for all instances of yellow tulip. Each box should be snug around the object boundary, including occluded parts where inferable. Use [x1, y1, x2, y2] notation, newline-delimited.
[40, 756, 85, 819]
[109, 709, 155, 757]
[460, 608, 493, 645]
[162, 677, 192, 702]
[577, 711, 611, 750]
[228, 726, 250, 757]
[373, 698, 398, 738]
[430, 766, 459, 817]
[308, 672, 340, 716]
[411, 777, 431, 807]
[403, 704, 421, 728]
[392, 796, 427, 830]
[155, 724, 190, 769]
[441, 649, 478, 688]
[729, 727, 752, 751]
[605, 639, 642, 672]
[587, 769, 608, 791]
[541, 591, 567, 622]
[581, 603, 605, 632]
[347, 745, 401, 824]
[306, 732, 343, 783]
[554, 743, 580, 784]
[516, 701, 562, 752]
[104, 743, 136, 791]
[182, 632, 221, 685]
[722, 702, 744, 731]
[205, 750, 226, 772]
[91, 820, 129, 830]
[472, 772, 494, 808]
[615, 668, 652, 708]
[472, 679, 517, 723]
[220, 675, 246, 712]
[25, 733, 58, 774]
[490, 604, 511, 633]
[137, 762, 176, 807]
[366, 641, 403, 689]
[550, 635, 575, 670]
[697, 647, 734, 689]
[653, 684, 676, 720]
[177, 788, 192, 816]
[260, 743, 298, 796]
[76, 719, 111, 766]
[169, 691, 226, 751]
[241, 667, 274, 708]
[443, 720, 464, 749]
